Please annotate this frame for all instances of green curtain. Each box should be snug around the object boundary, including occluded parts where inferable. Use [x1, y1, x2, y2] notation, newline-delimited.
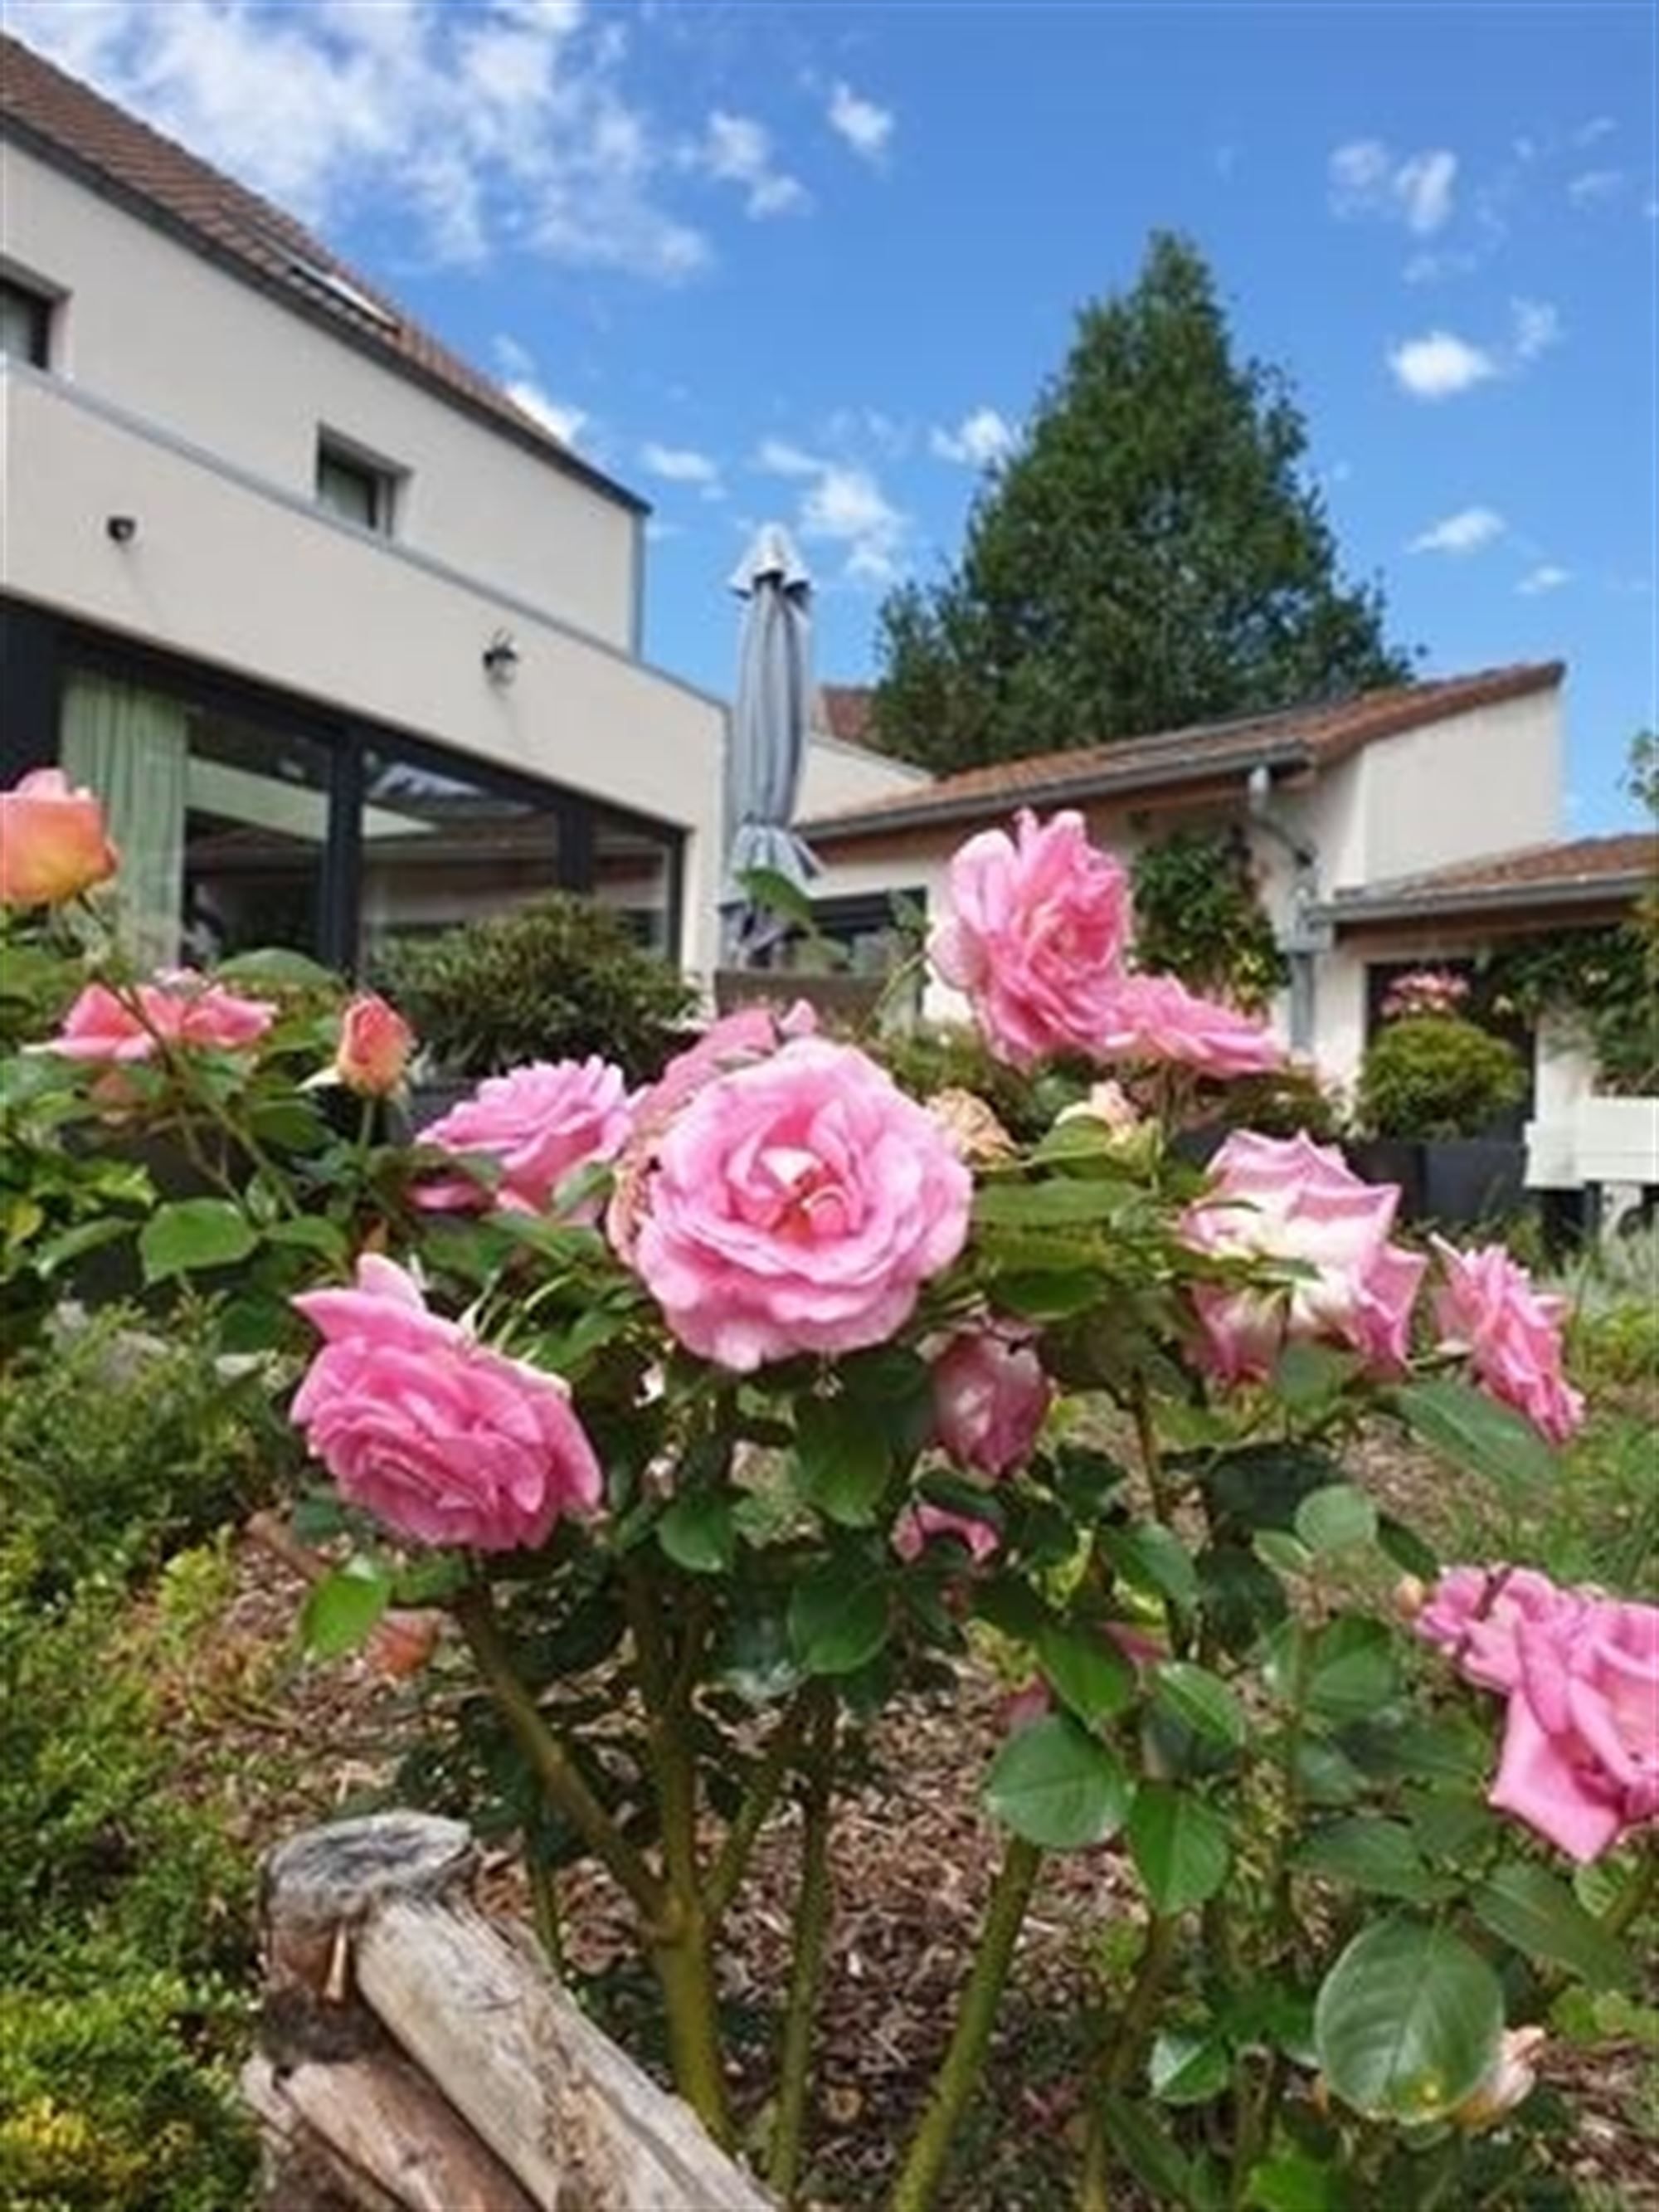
[60, 673, 189, 968]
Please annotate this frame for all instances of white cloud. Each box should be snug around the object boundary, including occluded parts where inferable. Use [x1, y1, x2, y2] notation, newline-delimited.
[826, 80, 893, 163]
[493, 334, 587, 444]
[1403, 246, 1478, 284]
[1517, 563, 1570, 595]
[1511, 296, 1562, 362]
[1330, 138, 1458, 234]
[1389, 330, 1498, 399]
[1568, 168, 1624, 207]
[752, 437, 906, 586]
[1408, 507, 1506, 556]
[693, 110, 808, 219]
[4, 0, 713, 281]
[1572, 115, 1616, 147]
[639, 441, 723, 493]
[929, 407, 1017, 467]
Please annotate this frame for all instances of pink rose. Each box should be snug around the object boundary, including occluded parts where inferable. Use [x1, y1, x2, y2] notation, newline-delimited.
[932, 1330, 1052, 1476]
[335, 992, 413, 1097]
[291, 1254, 601, 1551]
[1093, 972, 1284, 1078]
[893, 1502, 1001, 1564]
[44, 972, 276, 1061]
[930, 809, 1132, 1067]
[0, 767, 119, 906]
[418, 1057, 632, 1218]
[609, 1001, 815, 1261]
[1416, 1566, 1659, 1863]
[627, 1036, 972, 1372]
[1432, 1239, 1584, 1445]
[1180, 1130, 1426, 1381]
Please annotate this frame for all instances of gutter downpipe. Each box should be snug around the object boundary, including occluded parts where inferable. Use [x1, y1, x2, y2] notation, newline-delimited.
[1245, 764, 1323, 1059]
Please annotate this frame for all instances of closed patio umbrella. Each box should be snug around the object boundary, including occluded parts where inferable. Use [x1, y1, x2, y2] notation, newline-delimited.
[721, 524, 816, 967]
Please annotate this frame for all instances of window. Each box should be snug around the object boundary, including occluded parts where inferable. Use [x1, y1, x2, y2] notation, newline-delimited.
[0, 276, 52, 367]
[592, 807, 678, 953]
[357, 749, 563, 964]
[316, 436, 397, 534]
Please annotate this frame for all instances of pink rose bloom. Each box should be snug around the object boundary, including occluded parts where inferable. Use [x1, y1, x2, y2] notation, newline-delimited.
[334, 992, 413, 1097]
[291, 1254, 601, 1551]
[1491, 1592, 1659, 1861]
[1432, 1238, 1585, 1445]
[930, 809, 1132, 1067]
[627, 1036, 971, 1372]
[0, 767, 119, 906]
[609, 1001, 815, 1261]
[1093, 972, 1284, 1078]
[1180, 1130, 1426, 1381]
[893, 1502, 1001, 1564]
[418, 1057, 632, 1218]
[1414, 1564, 1586, 1693]
[932, 1330, 1052, 1476]
[45, 972, 276, 1061]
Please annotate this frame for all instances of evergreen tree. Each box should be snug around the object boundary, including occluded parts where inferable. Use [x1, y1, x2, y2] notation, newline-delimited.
[873, 233, 1413, 771]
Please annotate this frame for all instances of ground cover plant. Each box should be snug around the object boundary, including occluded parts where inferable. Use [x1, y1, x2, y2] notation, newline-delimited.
[1, 768, 1655, 2209]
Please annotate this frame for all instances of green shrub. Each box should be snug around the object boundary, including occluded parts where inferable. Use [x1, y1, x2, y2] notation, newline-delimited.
[377, 894, 697, 1084]
[0, 1304, 289, 1607]
[1130, 828, 1287, 1012]
[875, 1021, 1087, 1142]
[1206, 1060, 1342, 1140]
[1357, 1012, 1526, 1140]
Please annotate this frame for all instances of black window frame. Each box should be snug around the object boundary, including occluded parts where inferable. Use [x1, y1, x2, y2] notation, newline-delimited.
[314, 433, 399, 536]
[0, 274, 54, 368]
[0, 597, 686, 971]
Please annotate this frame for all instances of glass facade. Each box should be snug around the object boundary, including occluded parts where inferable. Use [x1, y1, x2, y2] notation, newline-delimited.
[358, 749, 562, 962]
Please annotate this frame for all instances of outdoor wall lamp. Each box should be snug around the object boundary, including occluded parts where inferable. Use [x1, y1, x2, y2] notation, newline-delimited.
[481, 629, 520, 685]
[105, 514, 139, 544]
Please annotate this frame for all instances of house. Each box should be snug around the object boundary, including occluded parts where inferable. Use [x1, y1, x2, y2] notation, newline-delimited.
[796, 662, 1625, 1099]
[1, 33, 750, 977]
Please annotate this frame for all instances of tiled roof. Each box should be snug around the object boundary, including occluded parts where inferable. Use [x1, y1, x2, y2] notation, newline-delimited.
[816, 685, 878, 747]
[1323, 832, 1654, 923]
[0, 32, 644, 513]
[801, 662, 1565, 841]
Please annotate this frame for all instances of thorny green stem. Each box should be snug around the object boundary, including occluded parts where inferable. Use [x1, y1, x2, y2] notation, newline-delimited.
[1078, 1915, 1181, 2204]
[768, 1688, 837, 2202]
[888, 1834, 1042, 2212]
[1602, 1841, 1659, 1938]
[705, 1688, 814, 1925]
[451, 1582, 664, 1923]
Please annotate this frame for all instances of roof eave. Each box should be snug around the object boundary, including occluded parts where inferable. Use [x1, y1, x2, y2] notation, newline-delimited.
[0, 113, 650, 518]
[1321, 873, 1648, 928]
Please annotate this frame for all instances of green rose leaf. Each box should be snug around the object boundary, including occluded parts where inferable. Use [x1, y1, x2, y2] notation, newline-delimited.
[1152, 1661, 1249, 1751]
[795, 1396, 893, 1527]
[788, 1563, 891, 1676]
[1149, 2026, 1232, 2106]
[1294, 1484, 1378, 1557]
[982, 1713, 1131, 1849]
[1313, 1917, 1504, 2122]
[1305, 1617, 1399, 1723]
[1101, 1523, 1199, 1610]
[656, 1490, 737, 1575]
[300, 1557, 392, 1659]
[139, 1197, 259, 1283]
[1473, 1863, 1636, 1990]
[264, 1215, 350, 1263]
[974, 1177, 1136, 1229]
[1129, 1783, 1232, 1913]
[1243, 2150, 1342, 2212]
[1391, 1376, 1554, 1499]
[1292, 1817, 1453, 1903]
[1036, 1620, 1136, 1726]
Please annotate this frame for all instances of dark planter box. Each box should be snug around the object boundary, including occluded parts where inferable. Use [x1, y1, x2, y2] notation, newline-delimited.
[1346, 1137, 1525, 1229]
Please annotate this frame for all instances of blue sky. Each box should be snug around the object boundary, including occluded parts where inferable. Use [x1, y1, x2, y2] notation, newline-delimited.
[14, 0, 1657, 829]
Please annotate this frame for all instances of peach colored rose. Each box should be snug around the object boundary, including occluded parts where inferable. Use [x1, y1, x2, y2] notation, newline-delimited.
[417, 1057, 632, 1218]
[44, 972, 276, 1061]
[627, 1036, 971, 1372]
[1432, 1237, 1584, 1444]
[1180, 1130, 1425, 1381]
[1094, 972, 1284, 1078]
[334, 992, 413, 1097]
[291, 1254, 601, 1551]
[930, 809, 1132, 1067]
[932, 1329, 1052, 1476]
[1058, 1079, 1141, 1132]
[892, 1502, 1000, 1564]
[0, 767, 119, 906]
[1452, 2028, 1546, 2131]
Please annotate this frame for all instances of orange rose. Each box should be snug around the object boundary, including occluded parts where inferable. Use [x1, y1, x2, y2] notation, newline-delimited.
[0, 768, 119, 906]
[334, 992, 413, 1096]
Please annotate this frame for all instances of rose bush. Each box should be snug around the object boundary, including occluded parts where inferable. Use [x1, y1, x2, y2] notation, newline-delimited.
[4, 765, 1651, 2212]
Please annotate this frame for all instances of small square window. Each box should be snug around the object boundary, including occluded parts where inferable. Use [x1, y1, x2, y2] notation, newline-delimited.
[0, 277, 53, 368]
[315, 437, 397, 534]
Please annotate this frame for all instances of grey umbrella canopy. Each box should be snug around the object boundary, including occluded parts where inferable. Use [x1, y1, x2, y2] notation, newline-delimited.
[722, 523, 817, 966]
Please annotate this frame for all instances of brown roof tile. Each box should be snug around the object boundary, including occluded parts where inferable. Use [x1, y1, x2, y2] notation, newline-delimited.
[0, 32, 644, 511]
[817, 685, 877, 746]
[802, 662, 1565, 840]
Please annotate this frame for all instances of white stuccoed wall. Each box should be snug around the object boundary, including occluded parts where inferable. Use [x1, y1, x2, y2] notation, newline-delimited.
[2, 142, 640, 649]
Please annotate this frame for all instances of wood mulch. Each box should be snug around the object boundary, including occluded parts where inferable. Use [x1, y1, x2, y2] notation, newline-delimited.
[157, 1436, 1658, 2210]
